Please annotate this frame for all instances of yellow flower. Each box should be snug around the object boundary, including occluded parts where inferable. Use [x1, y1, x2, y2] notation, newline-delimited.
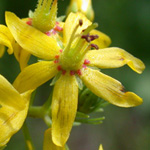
[6, 11, 145, 146]
[0, 25, 14, 57]
[67, 0, 94, 21]
[43, 128, 65, 150]
[0, 75, 32, 147]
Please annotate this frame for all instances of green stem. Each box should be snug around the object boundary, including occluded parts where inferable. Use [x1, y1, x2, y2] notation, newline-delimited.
[22, 122, 34, 150]
[28, 106, 44, 118]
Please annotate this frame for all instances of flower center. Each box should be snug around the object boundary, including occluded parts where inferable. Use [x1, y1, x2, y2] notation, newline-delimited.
[57, 19, 98, 72]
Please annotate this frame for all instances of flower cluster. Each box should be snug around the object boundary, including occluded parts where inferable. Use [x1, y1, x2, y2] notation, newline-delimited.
[0, 0, 145, 149]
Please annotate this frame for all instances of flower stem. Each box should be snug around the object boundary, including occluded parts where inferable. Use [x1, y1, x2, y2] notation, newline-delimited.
[22, 122, 34, 150]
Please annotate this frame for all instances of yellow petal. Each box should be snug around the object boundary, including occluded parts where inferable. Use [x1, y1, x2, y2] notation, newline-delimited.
[81, 67, 143, 107]
[90, 29, 111, 48]
[0, 25, 14, 55]
[5, 11, 60, 60]
[63, 12, 92, 44]
[0, 75, 31, 147]
[43, 128, 65, 150]
[13, 43, 31, 70]
[52, 73, 78, 146]
[13, 61, 58, 93]
[0, 45, 5, 58]
[85, 47, 145, 74]
[99, 144, 103, 150]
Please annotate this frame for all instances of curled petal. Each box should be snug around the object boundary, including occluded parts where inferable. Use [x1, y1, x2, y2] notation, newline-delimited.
[63, 12, 91, 44]
[0, 25, 14, 55]
[52, 73, 78, 146]
[6, 11, 60, 60]
[0, 45, 5, 58]
[90, 29, 111, 48]
[0, 75, 31, 147]
[85, 47, 145, 74]
[13, 61, 58, 93]
[81, 67, 143, 107]
[43, 128, 65, 150]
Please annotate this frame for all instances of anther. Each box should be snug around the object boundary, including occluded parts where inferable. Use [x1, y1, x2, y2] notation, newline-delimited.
[54, 25, 63, 32]
[26, 18, 32, 26]
[55, 55, 60, 59]
[91, 44, 99, 50]
[45, 31, 51, 36]
[57, 65, 62, 71]
[84, 59, 90, 64]
[89, 35, 99, 41]
[79, 19, 83, 26]
[81, 34, 91, 42]
[70, 70, 75, 76]
[76, 69, 82, 76]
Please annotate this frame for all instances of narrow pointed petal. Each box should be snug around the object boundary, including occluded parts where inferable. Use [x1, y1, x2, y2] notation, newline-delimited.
[90, 29, 111, 48]
[99, 144, 103, 150]
[43, 128, 65, 150]
[6, 12, 60, 60]
[0, 25, 14, 55]
[13, 61, 58, 93]
[85, 47, 145, 74]
[63, 12, 91, 44]
[0, 75, 32, 147]
[81, 67, 143, 107]
[52, 73, 78, 146]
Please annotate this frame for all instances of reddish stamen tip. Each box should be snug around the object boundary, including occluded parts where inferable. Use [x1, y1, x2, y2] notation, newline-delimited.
[52, 29, 57, 35]
[70, 70, 75, 76]
[55, 55, 60, 59]
[56, 22, 59, 25]
[77, 69, 82, 76]
[62, 70, 66, 75]
[60, 49, 63, 53]
[54, 26, 63, 32]
[82, 64, 87, 69]
[91, 44, 99, 50]
[57, 65, 62, 71]
[54, 60, 59, 63]
[45, 31, 51, 36]
[26, 20, 32, 26]
[84, 59, 90, 64]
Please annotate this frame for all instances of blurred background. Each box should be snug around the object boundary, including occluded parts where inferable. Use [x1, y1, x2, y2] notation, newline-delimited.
[0, 0, 150, 150]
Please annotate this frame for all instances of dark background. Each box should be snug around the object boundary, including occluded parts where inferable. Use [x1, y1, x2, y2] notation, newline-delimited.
[0, 0, 150, 150]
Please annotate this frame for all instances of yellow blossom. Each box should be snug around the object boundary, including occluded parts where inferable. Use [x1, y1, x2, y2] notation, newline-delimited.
[99, 144, 103, 150]
[43, 128, 65, 150]
[67, 0, 94, 21]
[5, 11, 145, 146]
[0, 75, 32, 147]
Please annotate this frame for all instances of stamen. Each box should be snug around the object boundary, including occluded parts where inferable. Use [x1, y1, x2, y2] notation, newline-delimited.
[60, 49, 63, 53]
[82, 64, 87, 69]
[57, 65, 62, 71]
[55, 55, 59, 59]
[26, 18, 32, 26]
[62, 70, 66, 75]
[91, 44, 99, 50]
[54, 25, 63, 32]
[76, 69, 82, 76]
[45, 31, 51, 36]
[70, 70, 75, 76]
[81, 34, 91, 42]
[84, 59, 90, 64]
[89, 35, 99, 41]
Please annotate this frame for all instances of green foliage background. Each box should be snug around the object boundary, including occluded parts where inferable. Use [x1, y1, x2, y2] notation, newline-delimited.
[0, 0, 150, 150]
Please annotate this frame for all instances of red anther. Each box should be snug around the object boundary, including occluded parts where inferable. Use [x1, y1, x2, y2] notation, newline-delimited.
[26, 20, 32, 26]
[54, 26, 63, 32]
[91, 44, 99, 50]
[56, 21, 59, 25]
[62, 70, 66, 75]
[45, 31, 51, 36]
[70, 70, 75, 76]
[60, 49, 63, 53]
[52, 29, 57, 35]
[90, 35, 99, 41]
[55, 55, 59, 59]
[54, 60, 59, 63]
[57, 65, 62, 71]
[84, 59, 90, 64]
[82, 64, 87, 69]
[77, 69, 82, 76]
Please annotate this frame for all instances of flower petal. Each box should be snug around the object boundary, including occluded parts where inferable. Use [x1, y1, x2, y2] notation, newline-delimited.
[0, 25, 14, 55]
[43, 128, 65, 150]
[90, 29, 111, 48]
[81, 67, 143, 107]
[99, 144, 103, 150]
[0, 45, 5, 58]
[13, 43, 31, 70]
[85, 47, 145, 74]
[5, 11, 60, 60]
[52, 73, 78, 146]
[0, 75, 31, 147]
[13, 61, 58, 93]
[63, 12, 92, 44]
